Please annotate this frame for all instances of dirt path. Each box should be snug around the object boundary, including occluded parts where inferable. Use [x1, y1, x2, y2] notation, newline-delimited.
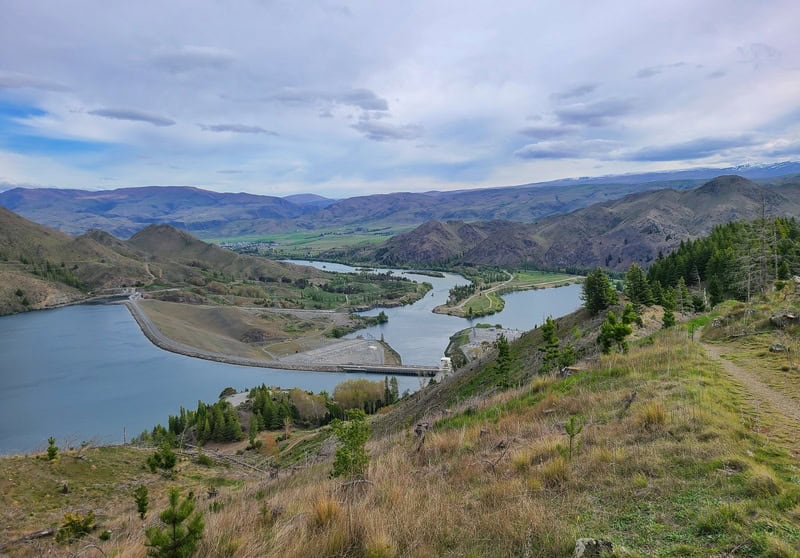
[703, 342, 800, 424]
[702, 341, 800, 452]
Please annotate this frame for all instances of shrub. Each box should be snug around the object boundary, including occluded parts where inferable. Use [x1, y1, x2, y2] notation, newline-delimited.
[46, 437, 58, 461]
[55, 511, 95, 543]
[148, 443, 177, 473]
[330, 409, 370, 479]
[134, 484, 148, 519]
[145, 488, 204, 558]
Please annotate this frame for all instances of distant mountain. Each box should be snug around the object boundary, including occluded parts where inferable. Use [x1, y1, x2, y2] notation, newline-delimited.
[360, 175, 800, 271]
[282, 193, 337, 209]
[0, 186, 310, 238]
[2, 162, 799, 239]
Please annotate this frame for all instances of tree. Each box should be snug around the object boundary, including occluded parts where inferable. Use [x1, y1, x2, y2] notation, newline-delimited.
[676, 277, 692, 314]
[389, 377, 400, 403]
[662, 289, 676, 329]
[248, 419, 258, 449]
[538, 317, 560, 373]
[582, 268, 618, 315]
[134, 485, 149, 520]
[148, 443, 177, 473]
[495, 334, 512, 379]
[598, 311, 632, 354]
[145, 488, 204, 558]
[558, 343, 576, 369]
[621, 303, 641, 327]
[47, 437, 58, 461]
[330, 409, 370, 479]
[623, 264, 652, 308]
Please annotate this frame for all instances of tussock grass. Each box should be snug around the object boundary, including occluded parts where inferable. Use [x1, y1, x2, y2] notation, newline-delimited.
[4, 326, 800, 556]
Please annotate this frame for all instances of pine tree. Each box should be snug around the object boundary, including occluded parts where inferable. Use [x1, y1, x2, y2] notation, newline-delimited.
[539, 317, 560, 373]
[598, 312, 632, 354]
[495, 334, 512, 379]
[134, 485, 149, 520]
[330, 409, 370, 479]
[47, 437, 58, 461]
[582, 268, 618, 315]
[623, 264, 652, 308]
[662, 289, 676, 329]
[145, 488, 204, 558]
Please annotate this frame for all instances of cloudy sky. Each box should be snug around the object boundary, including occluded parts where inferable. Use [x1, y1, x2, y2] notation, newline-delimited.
[0, 0, 798, 197]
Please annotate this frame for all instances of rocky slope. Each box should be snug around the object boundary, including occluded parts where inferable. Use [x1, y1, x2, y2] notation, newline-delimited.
[361, 175, 800, 270]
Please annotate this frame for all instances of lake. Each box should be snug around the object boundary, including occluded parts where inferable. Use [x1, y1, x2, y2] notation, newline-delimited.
[0, 262, 582, 454]
[0, 304, 424, 454]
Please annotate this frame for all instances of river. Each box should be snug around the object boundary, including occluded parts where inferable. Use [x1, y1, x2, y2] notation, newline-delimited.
[285, 261, 583, 364]
[0, 262, 582, 454]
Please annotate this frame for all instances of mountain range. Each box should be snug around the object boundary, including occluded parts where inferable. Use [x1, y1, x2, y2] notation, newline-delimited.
[350, 175, 800, 271]
[2, 162, 798, 239]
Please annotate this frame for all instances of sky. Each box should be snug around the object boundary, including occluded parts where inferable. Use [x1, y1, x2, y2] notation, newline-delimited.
[0, 0, 799, 197]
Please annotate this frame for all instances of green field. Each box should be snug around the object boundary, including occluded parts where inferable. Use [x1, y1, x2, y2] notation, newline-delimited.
[207, 227, 411, 259]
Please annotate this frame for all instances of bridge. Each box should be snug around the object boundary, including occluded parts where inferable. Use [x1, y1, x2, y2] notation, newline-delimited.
[338, 364, 440, 377]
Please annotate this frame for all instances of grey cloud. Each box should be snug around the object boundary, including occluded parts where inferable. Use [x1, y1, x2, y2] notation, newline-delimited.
[707, 70, 726, 79]
[635, 62, 686, 79]
[518, 125, 576, 141]
[514, 139, 618, 160]
[555, 98, 635, 127]
[199, 123, 277, 134]
[88, 108, 175, 126]
[152, 45, 235, 73]
[0, 73, 69, 91]
[622, 135, 758, 161]
[738, 43, 781, 68]
[268, 88, 388, 111]
[217, 169, 243, 174]
[551, 83, 598, 100]
[351, 120, 423, 141]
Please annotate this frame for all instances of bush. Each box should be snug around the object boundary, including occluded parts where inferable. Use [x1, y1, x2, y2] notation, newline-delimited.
[55, 511, 95, 543]
[145, 488, 204, 558]
[148, 443, 177, 473]
[46, 437, 58, 461]
[330, 409, 370, 479]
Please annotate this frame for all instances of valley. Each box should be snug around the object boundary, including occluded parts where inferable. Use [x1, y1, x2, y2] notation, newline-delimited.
[2, 172, 800, 557]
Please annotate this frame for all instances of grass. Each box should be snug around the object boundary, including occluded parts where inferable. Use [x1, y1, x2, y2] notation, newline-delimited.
[4, 307, 800, 556]
[206, 227, 410, 259]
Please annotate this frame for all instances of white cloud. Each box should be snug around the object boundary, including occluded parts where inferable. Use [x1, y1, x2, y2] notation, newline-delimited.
[0, 0, 798, 195]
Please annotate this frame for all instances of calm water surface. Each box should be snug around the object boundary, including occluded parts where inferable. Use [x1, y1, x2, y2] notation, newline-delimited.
[0, 304, 421, 454]
[1, 262, 582, 454]
[285, 261, 583, 364]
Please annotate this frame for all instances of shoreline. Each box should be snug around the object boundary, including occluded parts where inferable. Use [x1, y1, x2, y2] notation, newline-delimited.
[123, 298, 436, 376]
[433, 277, 581, 317]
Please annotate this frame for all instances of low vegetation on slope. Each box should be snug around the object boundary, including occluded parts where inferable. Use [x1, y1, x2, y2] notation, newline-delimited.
[4, 297, 799, 556]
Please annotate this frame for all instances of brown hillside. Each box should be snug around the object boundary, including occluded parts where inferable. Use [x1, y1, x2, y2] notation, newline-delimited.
[367, 175, 800, 270]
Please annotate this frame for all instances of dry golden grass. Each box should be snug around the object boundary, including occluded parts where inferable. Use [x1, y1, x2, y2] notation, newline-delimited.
[4, 328, 800, 557]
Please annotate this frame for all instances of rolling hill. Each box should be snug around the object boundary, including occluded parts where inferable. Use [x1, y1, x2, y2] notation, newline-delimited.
[357, 175, 800, 271]
[0, 208, 320, 315]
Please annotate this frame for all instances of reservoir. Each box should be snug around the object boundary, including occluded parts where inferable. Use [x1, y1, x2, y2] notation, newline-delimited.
[0, 305, 423, 454]
[285, 261, 584, 365]
[0, 263, 582, 454]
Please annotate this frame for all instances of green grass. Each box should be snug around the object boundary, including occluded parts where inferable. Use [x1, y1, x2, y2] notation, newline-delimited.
[205, 227, 412, 258]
